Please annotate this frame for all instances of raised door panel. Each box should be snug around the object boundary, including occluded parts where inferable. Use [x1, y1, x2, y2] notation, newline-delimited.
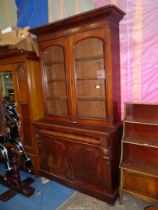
[38, 135, 70, 179]
[37, 130, 110, 193]
[41, 38, 71, 118]
[70, 29, 109, 124]
[67, 142, 107, 192]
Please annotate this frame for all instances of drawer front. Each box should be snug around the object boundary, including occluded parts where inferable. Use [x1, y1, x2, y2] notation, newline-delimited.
[38, 128, 103, 146]
[123, 170, 158, 201]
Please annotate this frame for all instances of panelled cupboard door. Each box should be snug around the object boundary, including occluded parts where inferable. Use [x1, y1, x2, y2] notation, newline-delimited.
[67, 142, 108, 192]
[70, 29, 109, 124]
[41, 38, 71, 120]
[38, 133, 108, 192]
[38, 135, 69, 179]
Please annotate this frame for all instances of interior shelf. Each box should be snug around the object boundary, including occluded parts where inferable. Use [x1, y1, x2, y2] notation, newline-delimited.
[47, 79, 65, 82]
[77, 78, 105, 81]
[75, 55, 104, 62]
[77, 96, 105, 101]
[123, 137, 158, 148]
[44, 61, 65, 66]
[125, 119, 158, 125]
[121, 161, 158, 178]
[46, 96, 67, 100]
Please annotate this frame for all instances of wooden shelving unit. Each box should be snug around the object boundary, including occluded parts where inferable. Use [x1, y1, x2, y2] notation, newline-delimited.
[120, 103, 158, 203]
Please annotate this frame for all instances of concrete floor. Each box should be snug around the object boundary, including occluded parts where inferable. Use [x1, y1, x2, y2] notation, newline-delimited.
[58, 191, 158, 210]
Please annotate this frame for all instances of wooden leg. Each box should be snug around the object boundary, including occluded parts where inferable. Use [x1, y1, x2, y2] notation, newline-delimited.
[119, 190, 123, 204]
[119, 169, 123, 204]
[0, 148, 35, 201]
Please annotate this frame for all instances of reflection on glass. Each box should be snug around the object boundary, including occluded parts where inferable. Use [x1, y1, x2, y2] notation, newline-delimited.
[0, 72, 15, 103]
[74, 38, 106, 119]
[42, 45, 68, 115]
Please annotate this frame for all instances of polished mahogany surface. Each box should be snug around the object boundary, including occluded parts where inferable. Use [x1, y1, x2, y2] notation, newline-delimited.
[32, 5, 125, 204]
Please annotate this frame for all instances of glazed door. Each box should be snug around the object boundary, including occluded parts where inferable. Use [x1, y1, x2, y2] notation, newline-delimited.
[41, 38, 71, 120]
[70, 29, 108, 124]
[0, 72, 15, 102]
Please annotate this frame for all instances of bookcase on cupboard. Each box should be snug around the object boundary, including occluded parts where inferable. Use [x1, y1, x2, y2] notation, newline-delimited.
[120, 103, 158, 203]
[31, 5, 125, 204]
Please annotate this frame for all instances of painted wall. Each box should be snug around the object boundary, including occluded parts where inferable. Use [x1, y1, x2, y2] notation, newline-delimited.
[94, 0, 158, 116]
[0, 0, 17, 30]
[48, 0, 94, 22]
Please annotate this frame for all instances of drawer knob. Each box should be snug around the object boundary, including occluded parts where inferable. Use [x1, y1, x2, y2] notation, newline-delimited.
[103, 148, 110, 160]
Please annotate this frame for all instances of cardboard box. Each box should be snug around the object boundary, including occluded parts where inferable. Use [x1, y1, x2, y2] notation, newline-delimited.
[0, 27, 39, 56]
[9, 36, 39, 56]
[0, 27, 23, 45]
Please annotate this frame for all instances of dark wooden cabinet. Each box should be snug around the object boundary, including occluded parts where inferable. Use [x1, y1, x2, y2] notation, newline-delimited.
[31, 5, 125, 204]
[120, 103, 158, 203]
[0, 49, 44, 175]
[35, 121, 122, 203]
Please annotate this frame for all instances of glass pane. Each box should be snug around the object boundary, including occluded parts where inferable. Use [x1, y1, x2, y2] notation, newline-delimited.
[75, 38, 104, 59]
[0, 72, 15, 103]
[46, 81, 67, 98]
[43, 45, 68, 116]
[76, 59, 104, 79]
[45, 64, 65, 81]
[78, 100, 106, 118]
[77, 80, 105, 97]
[75, 38, 106, 119]
[47, 99, 68, 115]
[43, 46, 64, 63]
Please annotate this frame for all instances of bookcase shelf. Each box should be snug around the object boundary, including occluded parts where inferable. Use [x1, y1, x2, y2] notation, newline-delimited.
[125, 120, 158, 125]
[120, 103, 158, 203]
[121, 161, 158, 178]
[123, 137, 158, 148]
[123, 121, 158, 148]
[125, 103, 158, 124]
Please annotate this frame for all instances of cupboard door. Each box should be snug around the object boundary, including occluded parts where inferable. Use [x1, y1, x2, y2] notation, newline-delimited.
[71, 29, 107, 120]
[38, 135, 69, 178]
[68, 143, 106, 191]
[42, 38, 70, 117]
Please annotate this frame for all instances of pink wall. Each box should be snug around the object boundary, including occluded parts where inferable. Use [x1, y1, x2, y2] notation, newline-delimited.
[95, 0, 158, 116]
